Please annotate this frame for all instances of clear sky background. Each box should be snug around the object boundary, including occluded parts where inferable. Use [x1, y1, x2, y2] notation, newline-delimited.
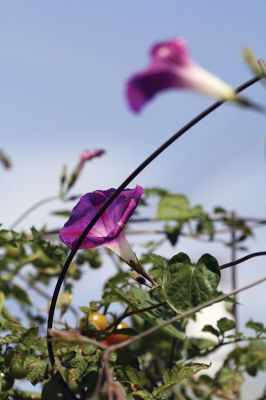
[1, 1, 266, 398]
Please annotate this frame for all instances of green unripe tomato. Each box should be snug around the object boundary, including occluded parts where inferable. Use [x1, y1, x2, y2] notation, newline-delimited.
[64, 370, 79, 393]
[0, 372, 14, 391]
[67, 378, 79, 392]
[10, 357, 27, 379]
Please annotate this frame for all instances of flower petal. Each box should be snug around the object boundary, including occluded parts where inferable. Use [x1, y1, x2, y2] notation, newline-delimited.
[104, 231, 138, 265]
[127, 68, 187, 113]
[59, 185, 144, 250]
[151, 37, 191, 66]
[126, 36, 235, 113]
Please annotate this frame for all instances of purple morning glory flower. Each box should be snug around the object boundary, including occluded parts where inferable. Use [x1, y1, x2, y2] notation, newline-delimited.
[126, 37, 235, 113]
[59, 185, 144, 265]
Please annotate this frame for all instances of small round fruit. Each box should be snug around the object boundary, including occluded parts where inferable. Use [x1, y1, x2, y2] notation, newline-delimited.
[88, 312, 109, 330]
[106, 322, 131, 345]
[0, 372, 14, 391]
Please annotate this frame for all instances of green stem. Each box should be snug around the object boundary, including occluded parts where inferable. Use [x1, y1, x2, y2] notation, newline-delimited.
[9, 195, 60, 230]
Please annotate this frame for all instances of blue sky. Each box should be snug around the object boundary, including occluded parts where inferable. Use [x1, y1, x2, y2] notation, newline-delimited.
[1, 2, 266, 397]
[1, 1, 265, 214]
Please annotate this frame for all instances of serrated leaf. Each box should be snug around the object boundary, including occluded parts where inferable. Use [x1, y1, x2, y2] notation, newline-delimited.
[26, 358, 49, 385]
[16, 327, 39, 351]
[130, 391, 154, 400]
[163, 253, 220, 312]
[153, 362, 209, 396]
[115, 366, 151, 390]
[66, 358, 89, 381]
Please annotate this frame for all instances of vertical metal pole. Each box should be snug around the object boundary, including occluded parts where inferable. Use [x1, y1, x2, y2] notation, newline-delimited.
[231, 211, 238, 332]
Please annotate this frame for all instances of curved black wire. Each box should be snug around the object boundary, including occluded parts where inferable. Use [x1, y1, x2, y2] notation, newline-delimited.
[47, 76, 260, 396]
[220, 251, 266, 270]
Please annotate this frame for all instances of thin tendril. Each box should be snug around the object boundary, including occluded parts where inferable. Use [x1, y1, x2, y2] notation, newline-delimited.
[46, 76, 261, 393]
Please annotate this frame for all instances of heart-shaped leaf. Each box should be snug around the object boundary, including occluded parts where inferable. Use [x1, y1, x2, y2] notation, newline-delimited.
[163, 252, 220, 312]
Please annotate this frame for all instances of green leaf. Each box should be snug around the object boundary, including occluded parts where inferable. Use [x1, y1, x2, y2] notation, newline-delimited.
[51, 210, 71, 217]
[157, 194, 202, 221]
[217, 317, 235, 334]
[144, 187, 169, 197]
[115, 366, 151, 390]
[163, 253, 220, 312]
[215, 367, 243, 397]
[11, 285, 32, 306]
[25, 358, 49, 385]
[246, 320, 266, 335]
[76, 248, 102, 269]
[153, 362, 209, 396]
[41, 375, 62, 399]
[130, 390, 154, 400]
[141, 253, 167, 284]
[164, 224, 182, 246]
[196, 213, 214, 237]
[16, 327, 39, 351]
[112, 286, 184, 340]
[213, 206, 226, 214]
[187, 338, 217, 358]
[227, 340, 266, 376]
[202, 324, 220, 337]
[64, 357, 89, 381]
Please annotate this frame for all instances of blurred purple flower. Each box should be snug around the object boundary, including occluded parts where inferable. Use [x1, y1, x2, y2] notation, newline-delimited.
[126, 37, 235, 113]
[59, 185, 144, 265]
[78, 149, 106, 168]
